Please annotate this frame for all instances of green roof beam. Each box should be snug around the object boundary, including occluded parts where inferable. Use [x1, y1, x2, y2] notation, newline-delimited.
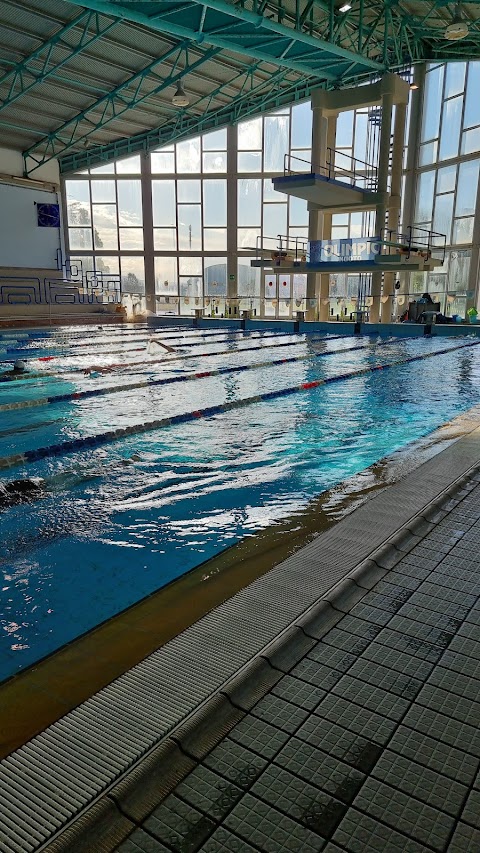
[0, 10, 118, 115]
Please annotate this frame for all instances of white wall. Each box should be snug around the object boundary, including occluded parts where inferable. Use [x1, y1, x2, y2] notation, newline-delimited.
[0, 147, 61, 269]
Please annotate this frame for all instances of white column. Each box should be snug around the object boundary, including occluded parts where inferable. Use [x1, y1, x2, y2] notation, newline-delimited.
[307, 102, 328, 320]
[226, 124, 238, 301]
[382, 99, 407, 323]
[468, 169, 480, 313]
[141, 150, 156, 314]
[370, 86, 394, 324]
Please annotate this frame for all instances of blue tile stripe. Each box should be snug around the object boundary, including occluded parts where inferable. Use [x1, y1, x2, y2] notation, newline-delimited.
[0, 338, 478, 472]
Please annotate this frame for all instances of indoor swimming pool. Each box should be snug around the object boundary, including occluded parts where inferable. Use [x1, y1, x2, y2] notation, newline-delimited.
[1, 323, 480, 682]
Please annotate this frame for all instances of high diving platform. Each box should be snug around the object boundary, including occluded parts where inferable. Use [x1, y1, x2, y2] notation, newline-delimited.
[250, 227, 446, 275]
[274, 150, 380, 212]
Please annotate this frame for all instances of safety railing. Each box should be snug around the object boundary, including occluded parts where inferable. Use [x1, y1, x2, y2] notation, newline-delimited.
[380, 226, 447, 264]
[253, 233, 310, 265]
[0, 274, 122, 307]
[283, 148, 378, 192]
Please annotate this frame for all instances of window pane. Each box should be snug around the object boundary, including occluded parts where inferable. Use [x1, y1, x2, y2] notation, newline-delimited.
[238, 117, 262, 150]
[179, 256, 202, 276]
[90, 163, 114, 174]
[264, 116, 289, 172]
[204, 257, 227, 294]
[289, 195, 308, 226]
[237, 228, 260, 249]
[433, 193, 454, 243]
[452, 218, 474, 245]
[238, 178, 261, 226]
[336, 111, 354, 147]
[152, 181, 175, 226]
[117, 180, 142, 226]
[349, 212, 363, 237]
[119, 228, 143, 250]
[291, 102, 312, 148]
[178, 205, 202, 251]
[177, 180, 201, 203]
[203, 128, 227, 150]
[92, 204, 118, 249]
[121, 257, 145, 293]
[179, 276, 202, 297]
[419, 141, 438, 166]
[238, 152, 262, 172]
[204, 228, 227, 250]
[203, 152, 226, 173]
[155, 257, 178, 294]
[203, 179, 227, 226]
[151, 151, 175, 173]
[69, 228, 92, 250]
[439, 96, 462, 161]
[91, 180, 115, 203]
[421, 65, 444, 142]
[154, 229, 177, 250]
[66, 181, 91, 226]
[176, 138, 200, 172]
[461, 127, 480, 156]
[444, 62, 466, 99]
[456, 160, 480, 216]
[353, 113, 368, 162]
[464, 62, 480, 129]
[237, 259, 261, 295]
[263, 203, 287, 237]
[95, 256, 119, 275]
[415, 170, 435, 223]
[116, 155, 141, 174]
[437, 165, 456, 195]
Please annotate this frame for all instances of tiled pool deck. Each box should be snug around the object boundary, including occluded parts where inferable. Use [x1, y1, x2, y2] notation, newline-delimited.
[2, 422, 480, 852]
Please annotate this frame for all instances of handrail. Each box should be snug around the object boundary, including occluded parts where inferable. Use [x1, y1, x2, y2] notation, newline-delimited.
[283, 148, 378, 191]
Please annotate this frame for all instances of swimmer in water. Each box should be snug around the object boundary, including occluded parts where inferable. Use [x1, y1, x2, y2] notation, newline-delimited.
[147, 337, 177, 355]
[2, 359, 28, 378]
[83, 365, 116, 377]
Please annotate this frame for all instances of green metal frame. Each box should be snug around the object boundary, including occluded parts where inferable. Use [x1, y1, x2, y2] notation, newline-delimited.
[8, 0, 478, 174]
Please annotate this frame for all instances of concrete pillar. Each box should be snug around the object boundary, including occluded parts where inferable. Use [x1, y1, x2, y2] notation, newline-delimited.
[468, 168, 480, 313]
[370, 84, 394, 324]
[382, 99, 407, 323]
[307, 100, 329, 320]
[400, 63, 426, 315]
[226, 124, 238, 301]
[141, 150, 156, 315]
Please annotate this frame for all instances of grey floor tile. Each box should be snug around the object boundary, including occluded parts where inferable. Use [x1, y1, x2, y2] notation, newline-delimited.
[416, 683, 480, 726]
[144, 795, 216, 853]
[274, 738, 364, 803]
[461, 789, 480, 828]
[331, 674, 410, 720]
[333, 808, 428, 852]
[306, 644, 357, 673]
[387, 615, 455, 647]
[416, 582, 478, 608]
[296, 716, 382, 773]
[388, 726, 479, 785]
[224, 792, 325, 852]
[427, 666, 480, 702]
[371, 749, 468, 816]
[118, 829, 171, 852]
[373, 626, 444, 663]
[292, 659, 346, 692]
[359, 642, 434, 680]
[347, 603, 392, 626]
[439, 650, 480, 680]
[353, 777, 454, 850]
[198, 827, 258, 852]
[345, 658, 422, 701]
[313, 694, 396, 744]
[228, 715, 290, 759]
[447, 821, 480, 852]
[175, 765, 243, 821]
[449, 635, 480, 661]
[250, 694, 309, 734]
[407, 591, 470, 620]
[203, 738, 267, 789]
[401, 705, 480, 757]
[270, 674, 326, 711]
[251, 764, 346, 838]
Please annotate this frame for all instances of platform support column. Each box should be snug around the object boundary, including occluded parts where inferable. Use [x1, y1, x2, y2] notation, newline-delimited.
[141, 151, 156, 316]
[382, 99, 407, 323]
[226, 125, 238, 306]
[307, 99, 329, 320]
[371, 83, 394, 324]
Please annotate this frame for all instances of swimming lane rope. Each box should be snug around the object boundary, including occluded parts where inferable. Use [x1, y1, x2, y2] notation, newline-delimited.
[1, 337, 478, 471]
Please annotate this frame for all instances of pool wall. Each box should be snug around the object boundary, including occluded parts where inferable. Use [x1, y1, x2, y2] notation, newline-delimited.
[149, 315, 480, 338]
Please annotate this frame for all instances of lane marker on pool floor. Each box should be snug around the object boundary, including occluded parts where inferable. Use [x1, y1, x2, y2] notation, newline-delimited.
[0, 338, 412, 412]
[1, 338, 479, 471]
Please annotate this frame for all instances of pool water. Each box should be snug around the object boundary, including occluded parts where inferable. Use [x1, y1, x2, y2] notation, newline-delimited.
[1, 324, 480, 681]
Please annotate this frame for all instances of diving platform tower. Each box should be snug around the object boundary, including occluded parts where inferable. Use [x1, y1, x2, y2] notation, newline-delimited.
[275, 73, 409, 323]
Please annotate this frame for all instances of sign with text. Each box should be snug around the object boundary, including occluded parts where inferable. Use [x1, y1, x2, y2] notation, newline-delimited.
[309, 237, 381, 264]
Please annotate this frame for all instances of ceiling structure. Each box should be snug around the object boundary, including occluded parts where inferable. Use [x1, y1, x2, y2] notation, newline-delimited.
[0, 0, 479, 176]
